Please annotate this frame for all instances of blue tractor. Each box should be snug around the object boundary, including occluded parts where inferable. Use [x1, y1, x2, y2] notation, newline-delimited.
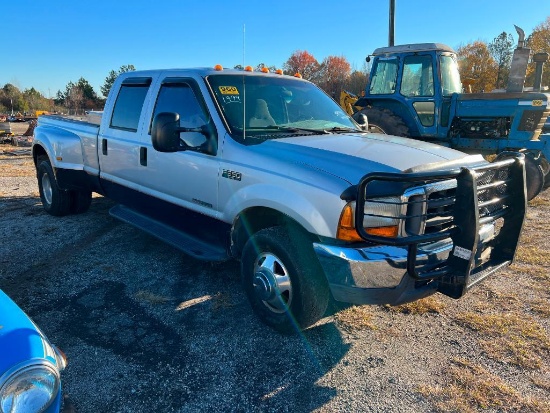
[350, 40, 550, 200]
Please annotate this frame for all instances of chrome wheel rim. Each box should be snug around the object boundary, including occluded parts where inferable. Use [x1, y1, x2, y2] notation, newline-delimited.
[252, 252, 292, 313]
[41, 172, 53, 205]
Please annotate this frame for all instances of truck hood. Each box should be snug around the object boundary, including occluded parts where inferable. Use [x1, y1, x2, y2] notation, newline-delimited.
[252, 132, 481, 184]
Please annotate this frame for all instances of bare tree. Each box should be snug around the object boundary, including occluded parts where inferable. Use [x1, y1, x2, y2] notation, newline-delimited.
[66, 84, 84, 115]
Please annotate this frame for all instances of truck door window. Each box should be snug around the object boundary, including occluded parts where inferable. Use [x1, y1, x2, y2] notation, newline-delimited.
[400, 55, 434, 97]
[151, 81, 209, 148]
[369, 59, 398, 95]
[110, 77, 152, 131]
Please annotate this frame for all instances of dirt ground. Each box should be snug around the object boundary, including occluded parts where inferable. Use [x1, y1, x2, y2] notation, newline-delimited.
[0, 140, 549, 413]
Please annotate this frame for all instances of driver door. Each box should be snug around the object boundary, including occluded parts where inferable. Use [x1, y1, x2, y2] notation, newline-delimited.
[139, 77, 219, 215]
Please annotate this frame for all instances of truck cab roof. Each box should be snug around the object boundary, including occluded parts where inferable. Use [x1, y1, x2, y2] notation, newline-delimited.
[372, 43, 456, 56]
[115, 67, 298, 81]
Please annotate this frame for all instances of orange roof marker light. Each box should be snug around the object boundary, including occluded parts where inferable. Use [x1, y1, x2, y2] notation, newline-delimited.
[244, 66, 254, 72]
[275, 69, 283, 75]
[294, 73, 302, 78]
[261, 67, 269, 73]
[214, 64, 223, 71]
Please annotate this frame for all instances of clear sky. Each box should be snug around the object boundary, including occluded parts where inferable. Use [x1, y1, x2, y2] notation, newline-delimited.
[3, 0, 549, 98]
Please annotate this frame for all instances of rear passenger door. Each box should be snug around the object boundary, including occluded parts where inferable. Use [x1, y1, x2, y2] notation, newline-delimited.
[98, 76, 154, 198]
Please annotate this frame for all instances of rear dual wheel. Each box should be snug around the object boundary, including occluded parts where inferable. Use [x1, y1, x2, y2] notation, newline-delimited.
[37, 157, 92, 216]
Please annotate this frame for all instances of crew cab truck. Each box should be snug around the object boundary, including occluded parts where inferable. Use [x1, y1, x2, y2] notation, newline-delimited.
[32, 67, 527, 334]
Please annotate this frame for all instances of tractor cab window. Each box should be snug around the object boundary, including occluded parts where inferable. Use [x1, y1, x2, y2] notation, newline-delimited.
[440, 55, 462, 96]
[400, 55, 434, 97]
[369, 58, 398, 95]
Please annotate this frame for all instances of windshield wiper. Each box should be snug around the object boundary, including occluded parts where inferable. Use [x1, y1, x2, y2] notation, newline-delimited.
[325, 126, 363, 133]
[249, 125, 331, 135]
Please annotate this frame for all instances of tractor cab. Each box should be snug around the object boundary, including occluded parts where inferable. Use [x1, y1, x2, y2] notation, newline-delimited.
[350, 39, 550, 201]
[356, 43, 461, 138]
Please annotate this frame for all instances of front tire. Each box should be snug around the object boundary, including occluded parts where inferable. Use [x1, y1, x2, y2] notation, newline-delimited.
[241, 226, 329, 334]
[37, 157, 71, 216]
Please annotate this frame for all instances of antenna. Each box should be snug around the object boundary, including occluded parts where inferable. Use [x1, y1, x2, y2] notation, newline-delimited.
[242, 23, 246, 140]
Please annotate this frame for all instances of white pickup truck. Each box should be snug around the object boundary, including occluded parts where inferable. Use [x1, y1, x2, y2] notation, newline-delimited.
[32, 67, 527, 333]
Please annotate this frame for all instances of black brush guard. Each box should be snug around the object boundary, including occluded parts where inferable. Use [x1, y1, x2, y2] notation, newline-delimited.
[354, 154, 526, 299]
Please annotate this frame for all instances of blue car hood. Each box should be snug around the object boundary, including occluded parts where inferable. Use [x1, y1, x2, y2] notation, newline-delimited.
[0, 290, 57, 374]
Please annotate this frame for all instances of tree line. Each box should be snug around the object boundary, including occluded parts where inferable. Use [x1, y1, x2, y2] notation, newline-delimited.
[457, 17, 550, 92]
[1, 16, 548, 116]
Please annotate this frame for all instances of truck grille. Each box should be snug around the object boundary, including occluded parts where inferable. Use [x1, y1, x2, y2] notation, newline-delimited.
[408, 164, 513, 237]
[355, 155, 526, 287]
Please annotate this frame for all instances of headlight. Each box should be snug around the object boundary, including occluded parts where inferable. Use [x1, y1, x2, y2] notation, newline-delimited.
[0, 363, 60, 413]
[337, 197, 403, 241]
[363, 196, 402, 236]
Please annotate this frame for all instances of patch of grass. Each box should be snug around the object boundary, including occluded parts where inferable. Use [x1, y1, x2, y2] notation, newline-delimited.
[0, 158, 35, 177]
[334, 306, 377, 332]
[384, 296, 446, 315]
[529, 298, 550, 317]
[456, 312, 550, 369]
[515, 244, 550, 266]
[419, 358, 550, 412]
[528, 196, 550, 208]
[531, 375, 550, 391]
[470, 288, 522, 313]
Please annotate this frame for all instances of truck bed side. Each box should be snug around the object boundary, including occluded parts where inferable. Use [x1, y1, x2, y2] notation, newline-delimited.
[33, 115, 100, 175]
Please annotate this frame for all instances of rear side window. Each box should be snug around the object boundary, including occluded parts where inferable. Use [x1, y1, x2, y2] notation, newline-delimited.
[110, 78, 152, 131]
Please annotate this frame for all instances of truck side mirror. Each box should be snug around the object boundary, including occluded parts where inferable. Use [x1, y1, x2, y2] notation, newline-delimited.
[152, 112, 217, 154]
[152, 112, 182, 152]
[356, 113, 369, 131]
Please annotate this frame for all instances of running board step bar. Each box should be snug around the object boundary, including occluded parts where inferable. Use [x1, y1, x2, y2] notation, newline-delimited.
[109, 204, 227, 261]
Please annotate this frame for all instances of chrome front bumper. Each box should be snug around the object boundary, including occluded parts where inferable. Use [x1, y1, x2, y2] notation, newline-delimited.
[313, 239, 453, 305]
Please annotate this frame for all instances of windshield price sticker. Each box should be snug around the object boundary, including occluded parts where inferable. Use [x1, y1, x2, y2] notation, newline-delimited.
[219, 86, 239, 95]
[453, 246, 472, 260]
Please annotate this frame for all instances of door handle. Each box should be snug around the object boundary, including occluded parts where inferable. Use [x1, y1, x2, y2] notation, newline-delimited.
[140, 147, 147, 166]
[102, 139, 108, 155]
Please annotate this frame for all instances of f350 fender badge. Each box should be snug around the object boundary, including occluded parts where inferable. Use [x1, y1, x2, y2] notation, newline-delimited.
[222, 169, 242, 181]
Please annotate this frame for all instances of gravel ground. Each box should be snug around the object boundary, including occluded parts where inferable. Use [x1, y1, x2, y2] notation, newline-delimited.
[1, 142, 549, 413]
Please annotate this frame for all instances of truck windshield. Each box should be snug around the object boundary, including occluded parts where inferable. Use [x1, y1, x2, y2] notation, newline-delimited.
[440, 55, 462, 96]
[206, 74, 359, 141]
